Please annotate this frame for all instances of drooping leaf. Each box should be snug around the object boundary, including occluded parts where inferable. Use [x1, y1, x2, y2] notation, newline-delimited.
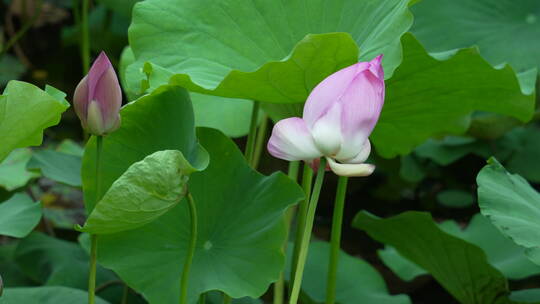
[353, 211, 512, 304]
[94, 128, 304, 304]
[56, 139, 84, 157]
[0, 81, 70, 162]
[477, 158, 540, 267]
[285, 241, 411, 304]
[14, 232, 117, 289]
[27, 150, 82, 187]
[1, 286, 109, 304]
[0, 149, 39, 191]
[79, 150, 208, 234]
[97, 0, 142, 18]
[408, 129, 522, 170]
[411, 0, 540, 93]
[191, 93, 257, 138]
[467, 112, 525, 140]
[206, 292, 262, 304]
[415, 137, 487, 166]
[377, 247, 425, 282]
[379, 214, 540, 281]
[504, 125, 540, 183]
[0, 55, 26, 86]
[370, 34, 534, 158]
[0, 193, 41, 238]
[0, 241, 33, 287]
[126, 0, 414, 103]
[62, 4, 129, 56]
[510, 289, 540, 303]
[436, 190, 474, 208]
[82, 85, 206, 213]
[399, 155, 427, 183]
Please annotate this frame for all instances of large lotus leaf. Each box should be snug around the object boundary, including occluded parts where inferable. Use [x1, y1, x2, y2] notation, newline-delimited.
[14, 232, 117, 290]
[0, 81, 69, 162]
[285, 241, 410, 304]
[164, 33, 359, 104]
[370, 34, 534, 158]
[79, 150, 207, 234]
[477, 158, 540, 267]
[353, 211, 512, 304]
[126, 0, 414, 103]
[411, 0, 540, 92]
[27, 150, 82, 187]
[0, 149, 39, 191]
[0, 193, 41, 238]
[379, 214, 540, 281]
[119, 47, 256, 138]
[82, 85, 207, 213]
[94, 128, 304, 304]
[1, 286, 109, 304]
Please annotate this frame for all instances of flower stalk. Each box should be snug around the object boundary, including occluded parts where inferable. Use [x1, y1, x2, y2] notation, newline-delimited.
[288, 158, 327, 304]
[289, 164, 313, 295]
[88, 135, 103, 304]
[273, 161, 300, 304]
[245, 101, 261, 165]
[77, 52, 122, 304]
[81, 0, 90, 73]
[180, 193, 198, 304]
[325, 176, 348, 304]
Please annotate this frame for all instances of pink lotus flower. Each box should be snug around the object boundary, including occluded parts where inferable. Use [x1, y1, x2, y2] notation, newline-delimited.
[267, 55, 385, 177]
[74, 52, 122, 136]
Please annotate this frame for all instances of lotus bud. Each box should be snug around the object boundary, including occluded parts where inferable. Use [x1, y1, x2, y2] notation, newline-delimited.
[73, 51, 122, 136]
[267, 55, 385, 177]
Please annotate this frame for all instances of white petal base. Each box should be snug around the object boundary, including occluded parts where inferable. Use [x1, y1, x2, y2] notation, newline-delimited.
[327, 157, 375, 177]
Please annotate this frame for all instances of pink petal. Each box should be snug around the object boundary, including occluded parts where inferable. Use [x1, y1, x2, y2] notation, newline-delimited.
[327, 157, 375, 177]
[73, 75, 89, 127]
[86, 100, 105, 135]
[310, 102, 343, 156]
[267, 117, 322, 161]
[303, 62, 370, 128]
[93, 67, 122, 130]
[338, 56, 384, 159]
[368, 54, 384, 80]
[88, 52, 114, 102]
[337, 139, 371, 164]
